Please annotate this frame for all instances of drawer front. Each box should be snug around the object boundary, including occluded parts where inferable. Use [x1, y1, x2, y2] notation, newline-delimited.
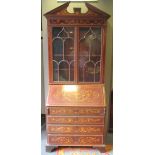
[47, 107, 105, 116]
[47, 116, 104, 125]
[47, 135, 103, 145]
[47, 125, 104, 134]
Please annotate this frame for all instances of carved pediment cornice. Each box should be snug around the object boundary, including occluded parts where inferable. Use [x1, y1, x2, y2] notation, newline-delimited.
[44, 2, 110, 25]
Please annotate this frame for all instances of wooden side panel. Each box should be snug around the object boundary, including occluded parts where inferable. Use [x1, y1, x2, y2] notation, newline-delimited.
[47, 125, 104, 134]
[47, 135, 103, 145]
[47, 107, 105, 116]
[47, 116, 104, 125]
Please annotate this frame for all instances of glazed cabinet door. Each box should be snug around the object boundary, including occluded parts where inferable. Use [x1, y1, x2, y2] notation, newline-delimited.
[78, 27, 102, 82]
[52, 27, 75, 82]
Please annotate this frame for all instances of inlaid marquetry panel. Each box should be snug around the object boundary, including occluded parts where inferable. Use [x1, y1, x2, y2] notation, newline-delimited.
[47, 84, 105, 106]
[49, 17, 105, 25]
[47, 116, 104, 124]
[47, 107, 105, 116]
[47, 125, 104, 134]
[47, 135, 103, 145]
[48, 135, 74, 145]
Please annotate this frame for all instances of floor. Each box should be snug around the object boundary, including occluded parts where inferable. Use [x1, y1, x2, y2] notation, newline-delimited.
[41, 117, 113, 155]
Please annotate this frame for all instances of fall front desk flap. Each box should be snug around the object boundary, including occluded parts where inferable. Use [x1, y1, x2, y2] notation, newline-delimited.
[46, 84, 105, 107]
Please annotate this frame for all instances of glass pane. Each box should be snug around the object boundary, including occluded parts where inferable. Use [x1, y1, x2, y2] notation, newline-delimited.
[52, 27, 74, 82]
[53, 61, 58, 81]
[84, 62, 95, 82]
[59, 61, 69, 81]
[70, 61, 74, 81]
[95, 62, 100, 82]
[79, 27, 101, 82]
[64, 38, 74, 62]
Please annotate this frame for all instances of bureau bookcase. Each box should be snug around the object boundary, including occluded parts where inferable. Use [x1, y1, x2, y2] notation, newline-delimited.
[44, 2, 110, 153]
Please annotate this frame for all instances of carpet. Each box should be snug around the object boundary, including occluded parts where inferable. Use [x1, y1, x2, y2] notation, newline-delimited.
[57, 145, 113, 155]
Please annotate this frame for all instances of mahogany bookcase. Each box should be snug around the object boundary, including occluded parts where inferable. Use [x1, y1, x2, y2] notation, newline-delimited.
[44, 2, 110, 153]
